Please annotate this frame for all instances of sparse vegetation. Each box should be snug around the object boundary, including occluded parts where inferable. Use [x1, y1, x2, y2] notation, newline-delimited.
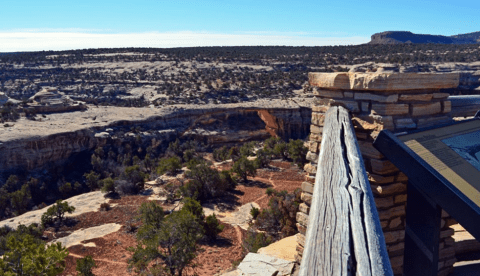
[76, 255, 97, 276]
[41, 200, 76, 227]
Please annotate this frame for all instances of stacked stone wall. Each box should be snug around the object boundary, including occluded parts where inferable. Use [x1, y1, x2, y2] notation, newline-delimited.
[296, 73, 459, 276]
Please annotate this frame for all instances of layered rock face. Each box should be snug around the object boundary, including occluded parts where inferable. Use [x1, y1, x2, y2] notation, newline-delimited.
[297, 72, 458, 276]
[0, 99, 312, 176]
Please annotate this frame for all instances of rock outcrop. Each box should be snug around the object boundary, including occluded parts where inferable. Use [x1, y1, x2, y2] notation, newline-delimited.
[26, 87, 86, 113]
[0, 99, 312, 177]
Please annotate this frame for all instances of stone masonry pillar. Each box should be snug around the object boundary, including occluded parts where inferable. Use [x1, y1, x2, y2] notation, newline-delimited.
[295, 72, 459, 276]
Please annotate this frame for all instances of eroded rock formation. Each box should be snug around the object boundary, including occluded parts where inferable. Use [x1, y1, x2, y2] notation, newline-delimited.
[0, 98, 312, 177]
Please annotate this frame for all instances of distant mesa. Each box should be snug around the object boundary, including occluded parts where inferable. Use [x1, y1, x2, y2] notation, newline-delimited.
[369, 31, 480, 45]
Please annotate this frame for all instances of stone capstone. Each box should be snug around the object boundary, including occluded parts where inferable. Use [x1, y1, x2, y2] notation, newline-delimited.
[309, 72, 459, 91]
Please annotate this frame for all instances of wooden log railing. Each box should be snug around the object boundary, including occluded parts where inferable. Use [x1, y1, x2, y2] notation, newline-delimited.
[299, 106, 393, 276]
[449, 95, 480, 118]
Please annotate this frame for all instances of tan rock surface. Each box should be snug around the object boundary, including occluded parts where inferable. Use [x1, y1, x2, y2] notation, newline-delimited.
[309, 72, 459, 91]
[50, 223, 122, 248]
[0, 191, 110, 229]
[257, 235, 297, 261]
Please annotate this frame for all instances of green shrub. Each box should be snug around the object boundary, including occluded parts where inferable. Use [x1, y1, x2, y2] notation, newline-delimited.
[123, 165, 146, 192]
[84, 171, 101, 190]
[239, 141, 257, 157]
[250, 207, 260, 220]
[76, 255, 96, 276]
[242, 228, 273, 253]
[0, 233, 68, 275]
[181, 197, 205, 222]
[182, 164, 232, 201]
[232, 156, 256, 182]
[59, 182, 72, 198]
[41, 200, 75, 227]
[254, 188, 301, 237]
[213, 146, 231, 161]
[101, 177, 115, 194]
[287, 139, 308, 167]
[254, 149, 271, 168]
[204, 214, 224, 241]
[157, 156, 182, 176]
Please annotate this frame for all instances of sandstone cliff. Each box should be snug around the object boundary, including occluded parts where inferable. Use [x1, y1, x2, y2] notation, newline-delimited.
[0, 98, 312, 176]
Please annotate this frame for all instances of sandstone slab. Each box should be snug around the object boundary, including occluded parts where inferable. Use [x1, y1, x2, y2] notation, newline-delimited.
[257, 235, 297, 261]
[50, 223, 122, 248]
[0, 191, 110, 229]
[309, 72, 459, 91]
[237, 253, 294, 276]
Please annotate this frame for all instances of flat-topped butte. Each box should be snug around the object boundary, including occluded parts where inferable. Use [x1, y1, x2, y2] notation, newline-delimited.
[309, 72, 459, 91]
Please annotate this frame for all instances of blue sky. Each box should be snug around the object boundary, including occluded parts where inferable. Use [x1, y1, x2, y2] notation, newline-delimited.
[1, 0, 479, 52]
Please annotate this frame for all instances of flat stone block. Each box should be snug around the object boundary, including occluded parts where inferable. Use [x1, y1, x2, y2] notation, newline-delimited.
[371, 159, 399, 174]
[371, 103, 409, 115]
[309, 134, 322, 143]
[311, 105, 329, 113]
[442, 100, 451, 113]
[301, 182, 314, 194]
[296, 212, 309, 227]
[303, 163, 317, 174]
[369, 173, 396, 184]
[395, 118, 416, 129]
[440, 228, 455, 239]
[399, 93, 433, 101]
[311, 113, 325, 125]
[296, 223, 306, 235]
[313, 89, 344, 98]
[384, 230, 405, 244]
[417, 116, 452, 128]
[344, 91, 354, 98]
[299, 203, 310, 215]
[310, 125, 322, 134]
[394, 194, 408, 203]
[309, 72, 459, 91]
[389, 217, 403, 229]
[354, 92, 399, 103]
[433, 92, 450, 99]
[396, 172, 408, 182]
[296, 233, 305, 247]
[378, 205, 405, 220]
[361, 101, 370, 112]
[331, 99, 360, 112]
[375, 196, 394, 209]
[306, 151, 318, 162]
[300, 192, 312, 205]
[411, 102, 441, 116]
[358, 140, 384, 159]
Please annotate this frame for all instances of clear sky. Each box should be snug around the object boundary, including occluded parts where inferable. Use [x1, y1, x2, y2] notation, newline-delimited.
[1, 0, 479, 52]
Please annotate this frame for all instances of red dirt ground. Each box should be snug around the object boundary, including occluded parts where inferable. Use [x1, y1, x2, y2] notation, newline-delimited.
[57, 160, 303, 276]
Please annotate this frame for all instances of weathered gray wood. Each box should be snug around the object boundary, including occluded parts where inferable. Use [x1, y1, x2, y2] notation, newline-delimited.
[449, 95, 480, 117]
[299, 106, 392, 276]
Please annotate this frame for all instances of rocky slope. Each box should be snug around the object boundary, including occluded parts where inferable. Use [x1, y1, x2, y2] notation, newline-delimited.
[369, 31, 480, 45]
[0, 98, 312, 177]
